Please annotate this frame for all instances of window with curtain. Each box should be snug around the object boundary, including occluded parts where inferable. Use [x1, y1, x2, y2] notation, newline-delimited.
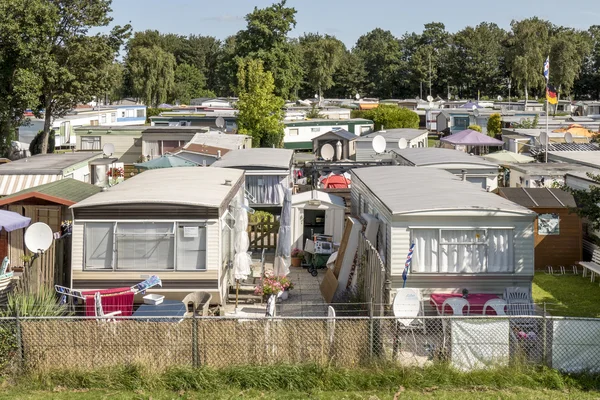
[245, 175, 282, 204]
[177, 224, 207, 270]
[116, 223, 175, 270]
[81, 136, 101, 150]
[84, 223, 114, 269]
[411, 228, 513, 274]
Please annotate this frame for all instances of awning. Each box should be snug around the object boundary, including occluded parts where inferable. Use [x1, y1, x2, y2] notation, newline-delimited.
[0, 174, 62, 196]
[0, 210, 31, 232]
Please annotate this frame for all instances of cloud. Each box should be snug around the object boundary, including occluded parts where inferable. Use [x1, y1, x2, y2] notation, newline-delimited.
[198, 15, 244, 22]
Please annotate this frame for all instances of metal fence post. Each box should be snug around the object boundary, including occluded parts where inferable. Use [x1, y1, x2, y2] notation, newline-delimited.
[542, 303, 548, 366]
[192, 313, 199, 368]
[368, 300, 374, 359]
[14, 309, 23, 371]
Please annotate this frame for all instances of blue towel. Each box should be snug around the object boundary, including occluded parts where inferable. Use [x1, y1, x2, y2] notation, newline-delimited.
[134, 275, 162, 294]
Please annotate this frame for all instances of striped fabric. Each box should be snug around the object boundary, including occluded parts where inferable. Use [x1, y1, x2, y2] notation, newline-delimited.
[0, 174, 62, 196]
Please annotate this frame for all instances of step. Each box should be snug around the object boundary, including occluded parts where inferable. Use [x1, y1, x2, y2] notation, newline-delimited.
[228, 293, 262, 301]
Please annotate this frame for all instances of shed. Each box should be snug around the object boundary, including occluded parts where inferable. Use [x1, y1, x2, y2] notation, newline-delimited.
[312, 129, 357, 160]
[497, 188, 581, 270]
[291, 190, 346, 250]
[355, 129, 429, 162]
[351, 166, 536, 301]
[70, 168, 246, 305]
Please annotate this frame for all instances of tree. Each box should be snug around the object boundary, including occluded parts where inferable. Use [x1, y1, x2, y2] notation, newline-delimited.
[468, 124, 482, 132]
[29, 129, 55, 155]
[126, 45, 175, 107]
[562, 172, 600, 231]
[506, 18, 551, 105]
[28, 0, 131, 154]
[487, 113, 502, 137]
[305, 103, 324, 119]
[236, 59, 285, 148]
[327, 50, 367, 98]
[354, 29, 403, 98]
[234, 1, 302, 99]
[409, 23, 451, 98]
[103, 62, 125, 104]
[298, 34, 344, 99]
[171, 63, 215, 105]
[574, 26, 600, 99]
[359, 105, 419, 131]
[512, 114, 539, 129]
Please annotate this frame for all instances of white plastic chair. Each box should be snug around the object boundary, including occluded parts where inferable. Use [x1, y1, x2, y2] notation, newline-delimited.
[441, 297, 470, 316]
[483, 298, 507, 316]
[327, 306, 336, 345]
[94, 292, 121, 322]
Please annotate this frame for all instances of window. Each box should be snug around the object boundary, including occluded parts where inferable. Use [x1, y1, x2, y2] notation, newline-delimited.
[85, 223, 114, 269]
[100, 114, 106, 124]
[111, 113, 116, 123]
[177, 224, 207, 270]
[246, 175, 282, 204]
[116, 222, 175, 270]
[288, 128, 299, 136]
[136, 109, 145, 118]
[37, 208, 60, 231]
[411, 228, 513, 274]
[360, 126, 371, 134]
[81, 136, 101, 150]
[454, 117, 470, 131]
[121, 111, 126, 118]
[311, 128, 320, 133]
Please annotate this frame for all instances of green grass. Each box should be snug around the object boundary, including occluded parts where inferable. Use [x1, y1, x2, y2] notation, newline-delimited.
[532, 272, 600, 318]
[428, 138, 439, 148]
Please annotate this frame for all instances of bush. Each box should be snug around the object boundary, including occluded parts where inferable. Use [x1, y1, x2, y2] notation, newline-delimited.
[28, 130, 55, 155]
[467, 124, 482, 133]
[487, 113, 502, 137]
[249, 210, 275, 223]
[354, 105, 419, 131]
[145, 108, 172, 124]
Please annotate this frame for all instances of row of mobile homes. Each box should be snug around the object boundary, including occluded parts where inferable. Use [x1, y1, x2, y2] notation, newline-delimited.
[354, 129, 429, 161]
[283, 119, 374, 150]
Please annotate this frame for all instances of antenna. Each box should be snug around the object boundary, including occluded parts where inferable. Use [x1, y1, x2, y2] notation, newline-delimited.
[426, 95, 433, 103]
[372, 135, 387, 154]
[564, 132, 573, 143]
[540, 131, 549, 146]
[24, 222, 53, 254]
[398, 138, 408, 149]
[215, 116, 225, 129]
[102, 143, 115, 157]
[320, 143, 334, 160]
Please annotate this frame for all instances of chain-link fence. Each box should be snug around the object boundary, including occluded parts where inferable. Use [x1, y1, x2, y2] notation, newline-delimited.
[1, 313, 599, 373]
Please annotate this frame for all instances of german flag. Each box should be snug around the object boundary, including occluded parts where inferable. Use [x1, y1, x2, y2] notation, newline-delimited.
[546, 84, 558, 105]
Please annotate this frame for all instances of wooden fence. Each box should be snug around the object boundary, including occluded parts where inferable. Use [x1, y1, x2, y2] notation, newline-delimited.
[247, 218, 279, 251]
[15, 236, 70, 296]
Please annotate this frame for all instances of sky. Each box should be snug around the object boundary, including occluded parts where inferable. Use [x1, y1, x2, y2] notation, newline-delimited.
[108, 0, 599, 47]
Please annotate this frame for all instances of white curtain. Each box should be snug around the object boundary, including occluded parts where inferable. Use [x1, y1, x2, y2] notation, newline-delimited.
[177, 225, 207, 270]
[116, 222, 174, 270]
[440, 230, 487, 273]
[142, 141, 160, 159]
[246, 176, 282, 204]
[488, 229, 513, 272]
[85, 223, 113, 269]
[412, 229, 438, 273]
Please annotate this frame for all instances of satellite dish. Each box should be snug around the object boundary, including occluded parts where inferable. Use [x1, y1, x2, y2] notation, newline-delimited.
[355, 93, 360, 100]
[25, 222, 53, 254]
[321, 143, 334, 160]
[372, 135, 387, 154]
[215, 116, 225, 129]
[540, 131, 549, 146]
[427, 95, 434, 102]
[471, 105, 477, 111]
[102, 143, 115, 157]
[497, 96, 503, 101]
[564, 132, 573, 143]
[398, 138, 408, 149]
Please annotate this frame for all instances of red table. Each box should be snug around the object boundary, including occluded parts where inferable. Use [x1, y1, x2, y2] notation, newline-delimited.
[430, 293, 501, 315]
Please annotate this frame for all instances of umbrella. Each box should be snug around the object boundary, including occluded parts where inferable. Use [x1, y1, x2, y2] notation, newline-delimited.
[321, 173, 351, 189]
[483, 150, 535, 164]
[134, 154, 197, 170]
[0, 210, 31, 232]
[233, 203, 251, 310]
[567, 127, 596, 138]
[274, 188, 292, 277]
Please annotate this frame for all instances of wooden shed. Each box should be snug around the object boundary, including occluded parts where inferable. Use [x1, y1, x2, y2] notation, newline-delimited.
[498, 187, 581, 270]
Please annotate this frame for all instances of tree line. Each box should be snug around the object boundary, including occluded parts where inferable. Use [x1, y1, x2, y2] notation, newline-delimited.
[1, 0, 600, 155]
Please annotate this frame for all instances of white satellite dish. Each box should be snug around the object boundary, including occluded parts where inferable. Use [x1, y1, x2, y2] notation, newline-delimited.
[426, 95, 434, 103]
[372, 135, 387, 154]
[497, 95, 503, 101]
[25, 222, 53, 254]
[355, 93, 360, 100]
[471, 105, 477, 111]
[102, 143, 115, 157]
[216, 116, 225, 129]
[564, 132, 573, 143]
[398, 138, 408, 149]
[540, 131, 549, 146]
[321, 143, 334, 160]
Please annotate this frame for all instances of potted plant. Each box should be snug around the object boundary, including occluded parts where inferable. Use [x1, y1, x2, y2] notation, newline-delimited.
[254, 273, 294, 300]
[291, 248, 304, 268]
[106, 166, 125, 186]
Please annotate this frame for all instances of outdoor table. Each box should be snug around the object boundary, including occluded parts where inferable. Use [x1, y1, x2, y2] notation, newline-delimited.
[132, 299, 187, 322]
[430, 293, 501, 315]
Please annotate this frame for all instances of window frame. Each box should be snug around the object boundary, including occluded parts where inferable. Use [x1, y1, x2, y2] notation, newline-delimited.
[80, 136, 101, 150]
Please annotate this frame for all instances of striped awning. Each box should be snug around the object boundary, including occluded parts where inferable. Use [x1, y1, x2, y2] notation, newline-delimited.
[0, 174, 62, 196]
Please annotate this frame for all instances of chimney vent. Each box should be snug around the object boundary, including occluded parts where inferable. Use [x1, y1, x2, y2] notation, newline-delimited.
[224, 179, 232, 186]
[461, 170, 467, 181]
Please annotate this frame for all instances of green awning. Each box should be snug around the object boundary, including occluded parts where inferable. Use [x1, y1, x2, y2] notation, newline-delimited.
[134, 155, 197, 170]
[284, 141, 312, 150]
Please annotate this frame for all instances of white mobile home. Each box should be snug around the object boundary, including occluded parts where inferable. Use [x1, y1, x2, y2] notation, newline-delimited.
[283, 119, 374, 150]
[354, 129, 429, 162]
[70, 168, 245, 304]
[351, 167, 535, 302]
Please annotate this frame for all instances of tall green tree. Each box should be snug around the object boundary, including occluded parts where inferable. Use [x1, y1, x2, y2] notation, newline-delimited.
[327, 50, 367, 99]
[574, 25, 600, 99]
[31, 0, 130, 154]
[298, 34, 345, 99]
[506, 18, 551, 105]
[171, 63, 215, 104]
[234, 0, 302, 99]
[550, 28, 592, 106]
[561, 172, 600, 231]
[103, 62, 125, 104]
[354, 28, 403, 98]
[236, 59, 284, 148]
[126, 45, 175, 107]
[409, 23, 451, 98]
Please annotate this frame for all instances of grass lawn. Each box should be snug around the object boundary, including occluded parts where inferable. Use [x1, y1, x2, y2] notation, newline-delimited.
[532, 272, 600, 318]
[1, 388, 599, 400]
[427, 138, 439, 148]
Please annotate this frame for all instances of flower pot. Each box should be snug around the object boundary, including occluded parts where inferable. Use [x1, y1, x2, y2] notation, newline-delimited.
[291, 257, 302, 268]
[279, 290, 289, 301]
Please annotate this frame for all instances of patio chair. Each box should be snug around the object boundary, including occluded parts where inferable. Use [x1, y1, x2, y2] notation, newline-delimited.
[94, 292, 121, 322]
[483, 298, 507, 316]
[182, 291, 212, 317]
[441, 297, 470, 316]
[503, 287, 531, 303]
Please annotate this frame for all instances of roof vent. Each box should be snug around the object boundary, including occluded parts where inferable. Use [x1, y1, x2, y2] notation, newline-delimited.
[217, 150, 221, 159]
[224, 179, 232, 186]
[461, 170, 467, 181]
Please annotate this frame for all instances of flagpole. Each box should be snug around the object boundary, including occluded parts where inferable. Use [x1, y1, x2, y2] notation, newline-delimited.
[545, 97, 549, 163]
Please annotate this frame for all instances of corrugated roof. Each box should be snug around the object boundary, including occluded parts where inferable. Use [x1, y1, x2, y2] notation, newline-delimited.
[0, 153, 101, 175]
[356, 129, 427, 142]
[391, 148, 498, 167]
[211, 148, 293, 170]
[547, 143, 600, 152]
[312, 129, 357, 142]
[0, 178, 101, 206]
[72, 168, 244, 209]
[352, 166, 533, 216]
[498, 187, 576, 208]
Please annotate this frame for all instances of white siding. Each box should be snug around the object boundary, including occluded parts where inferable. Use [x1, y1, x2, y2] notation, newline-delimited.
[205, 220, 219, 271]
[71, 222, 84, 276]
